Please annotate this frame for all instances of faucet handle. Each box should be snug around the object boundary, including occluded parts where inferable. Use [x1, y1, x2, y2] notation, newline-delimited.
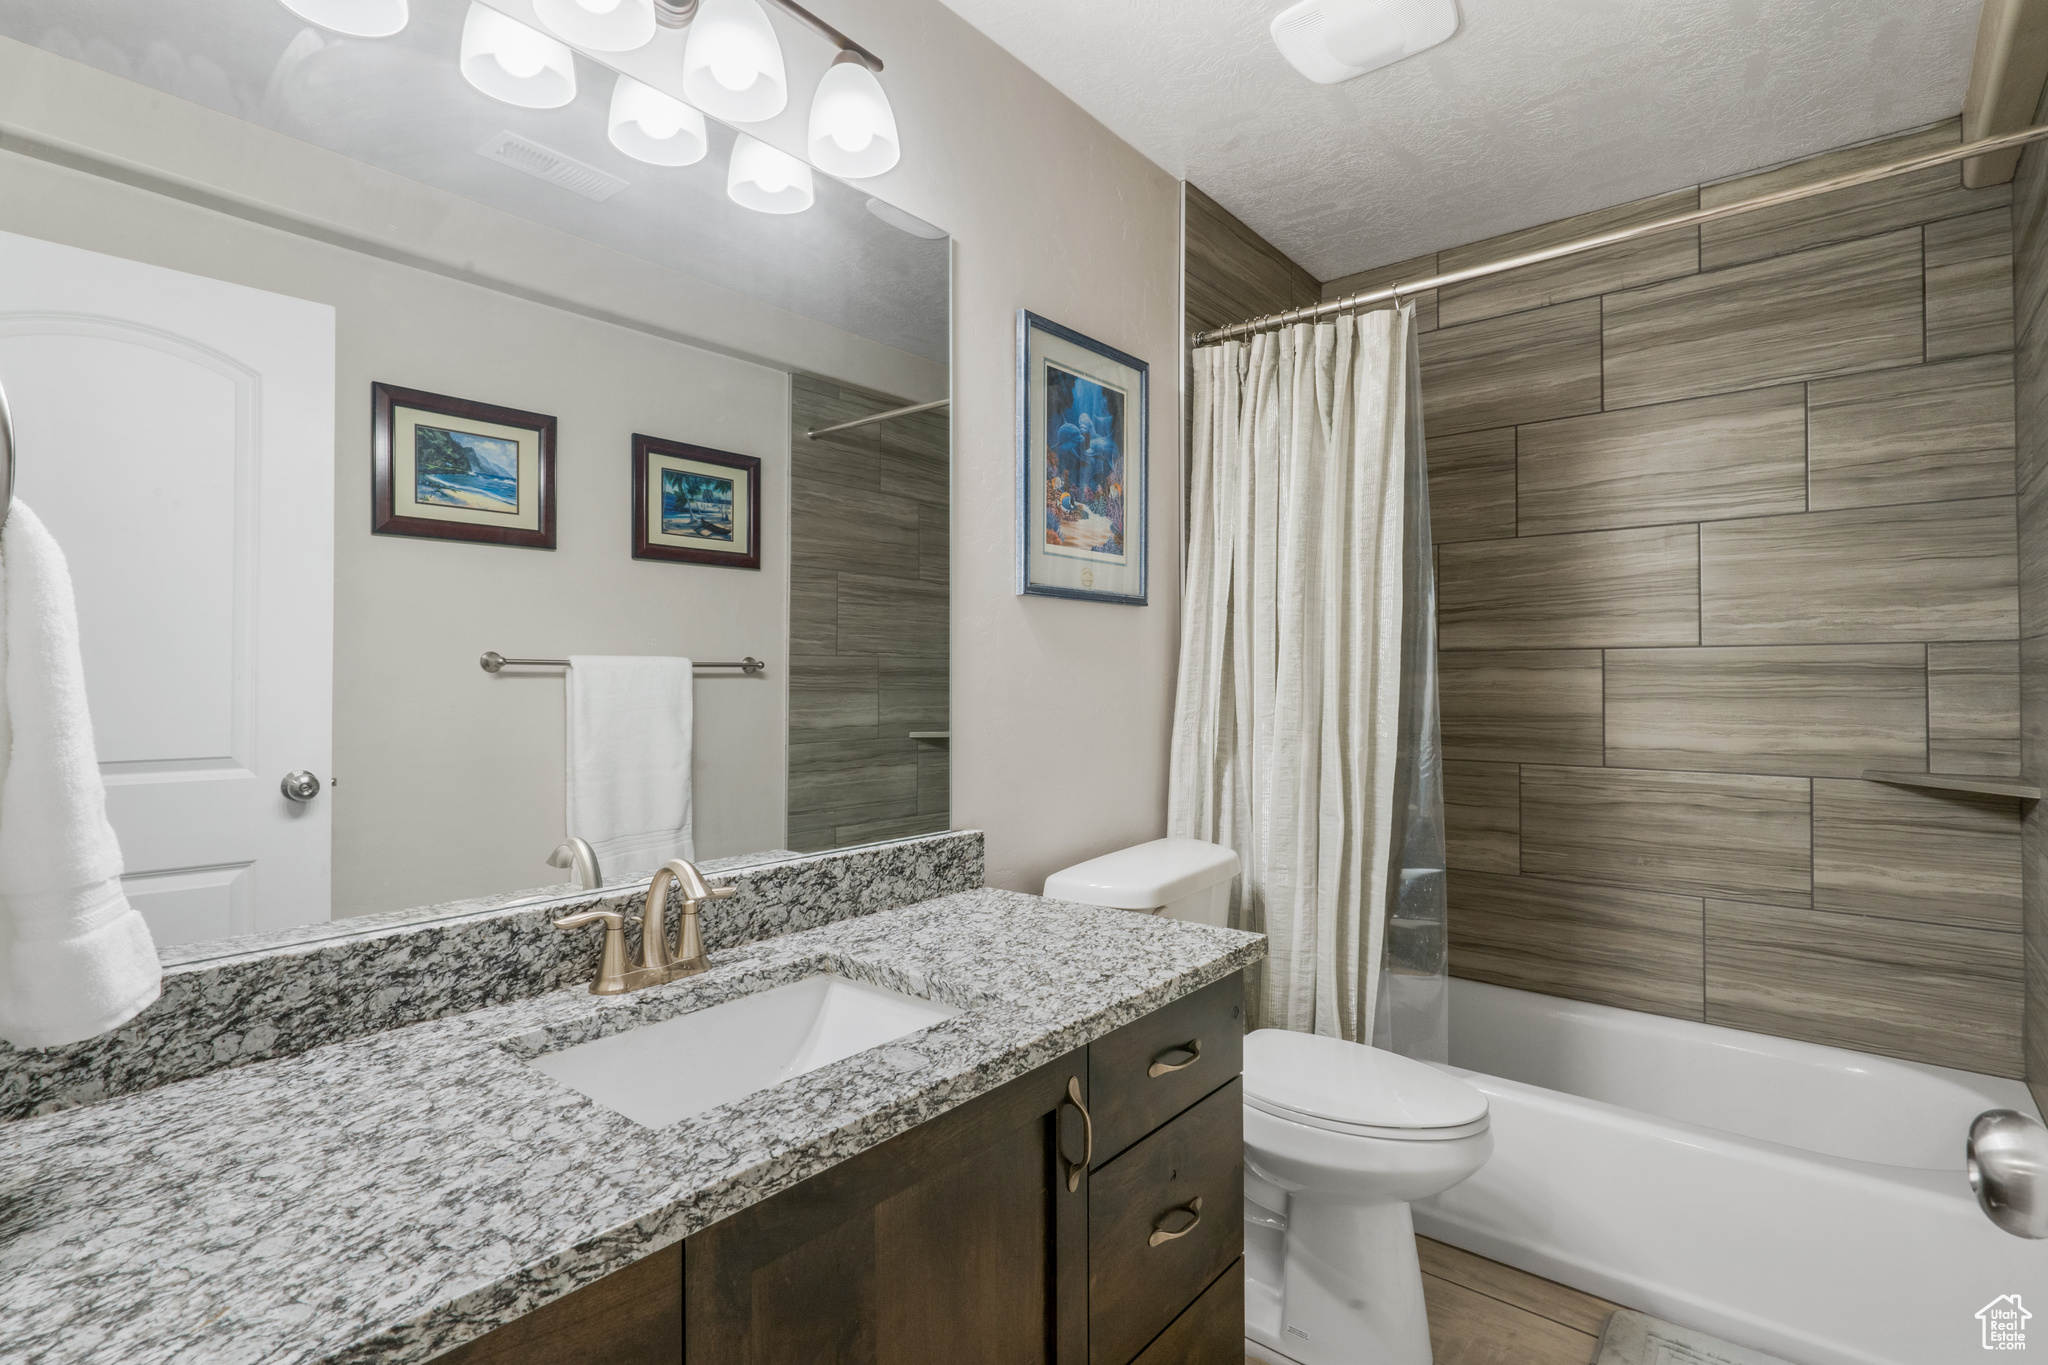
[552, 909, 632, 995]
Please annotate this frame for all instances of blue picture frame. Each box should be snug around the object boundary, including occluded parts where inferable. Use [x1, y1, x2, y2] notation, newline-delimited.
[1015, 309, 1149, 605]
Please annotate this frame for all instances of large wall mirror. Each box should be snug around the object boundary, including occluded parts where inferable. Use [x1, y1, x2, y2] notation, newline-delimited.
[0, 0, 950, 951]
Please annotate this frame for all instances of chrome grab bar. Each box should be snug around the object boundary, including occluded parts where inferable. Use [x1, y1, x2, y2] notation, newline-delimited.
[1968, 1109, 2048, 1238]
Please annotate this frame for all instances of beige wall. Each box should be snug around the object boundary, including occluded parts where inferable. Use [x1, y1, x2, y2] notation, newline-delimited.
[1381, 120, 2024, 1078]
[808, 0, 1186, 893]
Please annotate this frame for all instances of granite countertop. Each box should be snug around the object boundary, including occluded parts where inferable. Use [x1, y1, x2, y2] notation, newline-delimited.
[0, 888, 1264, 1365]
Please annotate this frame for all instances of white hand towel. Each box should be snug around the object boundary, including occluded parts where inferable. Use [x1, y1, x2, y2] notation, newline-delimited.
[0, 500, 160, 1050]
[566, 655, 695, 877]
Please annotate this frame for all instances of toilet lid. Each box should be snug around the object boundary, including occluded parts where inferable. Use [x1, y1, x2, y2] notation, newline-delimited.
[1243, 1029, 1488, 1132]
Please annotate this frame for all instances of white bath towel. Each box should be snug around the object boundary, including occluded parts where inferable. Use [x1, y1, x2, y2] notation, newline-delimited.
[566, 655, 695, 877]
[0, 501, 159, 1049]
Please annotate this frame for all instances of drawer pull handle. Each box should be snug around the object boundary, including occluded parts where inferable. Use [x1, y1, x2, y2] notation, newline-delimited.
[1149, 1197, 1203, 1247]
[1148, 1040, 1201, 1078]
[1060, 1076, 1093, 1193]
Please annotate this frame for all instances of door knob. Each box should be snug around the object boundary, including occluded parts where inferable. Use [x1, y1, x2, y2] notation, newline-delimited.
[280, 770, 322, 802]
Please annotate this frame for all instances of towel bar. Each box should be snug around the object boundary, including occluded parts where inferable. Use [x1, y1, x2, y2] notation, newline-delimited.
[480, 651, 765, 675]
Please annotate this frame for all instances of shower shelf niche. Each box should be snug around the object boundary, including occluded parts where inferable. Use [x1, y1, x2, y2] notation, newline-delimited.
[1859, 770, 2041, 802]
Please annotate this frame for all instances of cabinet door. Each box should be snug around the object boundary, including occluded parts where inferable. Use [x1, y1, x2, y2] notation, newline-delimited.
[685, 1054, 1089, 1364]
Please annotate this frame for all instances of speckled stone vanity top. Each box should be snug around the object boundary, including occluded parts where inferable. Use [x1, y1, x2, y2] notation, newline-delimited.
[0, 888, 1264, 1365]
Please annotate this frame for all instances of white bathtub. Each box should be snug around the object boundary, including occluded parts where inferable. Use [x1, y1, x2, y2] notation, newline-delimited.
[1413, 979, 2048, 1365]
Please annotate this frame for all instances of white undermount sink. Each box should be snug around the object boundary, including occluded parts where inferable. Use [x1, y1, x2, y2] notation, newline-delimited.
[526, 974, 963, 1129]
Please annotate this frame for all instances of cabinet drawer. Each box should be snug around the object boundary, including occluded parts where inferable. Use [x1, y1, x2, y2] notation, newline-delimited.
[1089, 971, 1243, 1167]
[1087, 1078, 1243, 1365]
[1129, 1258, 1245, 1365]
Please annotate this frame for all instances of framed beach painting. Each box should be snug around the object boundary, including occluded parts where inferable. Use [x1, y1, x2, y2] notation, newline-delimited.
[632, 434, 762, 570]
[1015, 310, 1148, 604]
[371, 383, 556, 549]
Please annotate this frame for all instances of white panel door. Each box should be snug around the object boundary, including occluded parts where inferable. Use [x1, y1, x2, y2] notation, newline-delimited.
[0, 229, 335, 946]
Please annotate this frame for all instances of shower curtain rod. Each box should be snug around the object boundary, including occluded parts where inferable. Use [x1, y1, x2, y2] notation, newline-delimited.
[1193, 122, 2048, 346]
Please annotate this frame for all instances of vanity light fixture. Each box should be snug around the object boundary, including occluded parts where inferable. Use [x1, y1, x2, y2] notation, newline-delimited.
[460, 2, 577, 109]
[608, 74, 708, 165]
[276, 0, 408, 37]
[681, 0, 788, 123]
[727, 133, 813, 213]
[533, 0, 657, 52]
[807, 52, 899, 178]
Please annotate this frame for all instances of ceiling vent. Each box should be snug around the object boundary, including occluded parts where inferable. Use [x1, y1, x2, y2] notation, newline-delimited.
[1270, 0, 1458, 85]
[476, 132, 630, 202]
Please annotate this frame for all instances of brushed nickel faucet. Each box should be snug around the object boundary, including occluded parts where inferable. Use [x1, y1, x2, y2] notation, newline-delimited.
[552, 858, 737, 995]
[547, 837, 604, 890]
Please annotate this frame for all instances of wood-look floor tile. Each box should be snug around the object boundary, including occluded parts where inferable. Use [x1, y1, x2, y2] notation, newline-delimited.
[1516, 386, 1806, 535]
[1437, 188, 1699, 329]
[1322, 252, 1438, 332]
[1441, 649, 1604, 764]
[1448, 870, 1705, 1018]
[787, 654, 879, 741]
[838, 572, 947, 656]
[1444, 761, 1519, 874]
[1440, 525, 1699, 649]
[1420, 1273, 1601, 1365]
[1603, 645, 1927, 778]
[1602, 229, 1925, 410]
[1697, 121, 1999, 269]
[1699, 497, 2018, 645]
[1812, 779, 2021, 930]
[1927, 208, 2016, 362]
[1520, 765, 1811, 906]
[1705, 901, 2025, 1077]
[1417, 1238, 1621, 1337]
[1807, 355, 2016, 510]
[1427, 427, 1517, 544]
[1420, 297, 1603, 437]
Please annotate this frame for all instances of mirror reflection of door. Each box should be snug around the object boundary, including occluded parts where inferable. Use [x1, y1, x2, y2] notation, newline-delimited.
[0, 229, 336, 948]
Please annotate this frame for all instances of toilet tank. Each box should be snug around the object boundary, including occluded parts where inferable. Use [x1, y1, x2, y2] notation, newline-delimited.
[1042, 838, 1241, 926]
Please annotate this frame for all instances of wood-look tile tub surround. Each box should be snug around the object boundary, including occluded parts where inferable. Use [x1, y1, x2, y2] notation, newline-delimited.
[2012, 100, 2048, 1116]
[1407, 120, 2026, 1077]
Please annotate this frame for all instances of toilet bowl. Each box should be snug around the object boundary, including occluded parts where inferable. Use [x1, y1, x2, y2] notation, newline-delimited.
[1041, 839, 1488, 1365]
[1242, 1029, 1491, 1365]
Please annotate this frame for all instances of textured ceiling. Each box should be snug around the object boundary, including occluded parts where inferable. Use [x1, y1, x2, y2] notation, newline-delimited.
[0, 0, 948, 360]
[933, 0, 1983, 282]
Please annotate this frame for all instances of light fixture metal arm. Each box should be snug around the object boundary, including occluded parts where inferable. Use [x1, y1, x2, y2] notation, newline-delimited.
[653, 0, 882, 70]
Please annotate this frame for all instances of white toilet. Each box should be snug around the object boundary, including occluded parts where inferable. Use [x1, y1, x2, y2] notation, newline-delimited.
[1044, 837, 1492, 1365]
[1241, 1030, 1490, 1365]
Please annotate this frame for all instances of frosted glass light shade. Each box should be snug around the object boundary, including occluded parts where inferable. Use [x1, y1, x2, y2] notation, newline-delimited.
[533, 0, 655, 53]
[727, 135, 813, 214]
[682, 0, 787, 123]
[608, 76, 708, 166]
[461, 3, 577, 108]
[807, 56, 898, 178]
[277, 0, 408, 37]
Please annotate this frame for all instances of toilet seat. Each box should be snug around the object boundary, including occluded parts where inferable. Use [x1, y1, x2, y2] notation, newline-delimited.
[1244, 1029, 1489, 1141]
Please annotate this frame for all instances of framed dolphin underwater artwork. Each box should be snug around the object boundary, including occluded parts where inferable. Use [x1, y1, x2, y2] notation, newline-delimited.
[1015, 310, 1148, 605]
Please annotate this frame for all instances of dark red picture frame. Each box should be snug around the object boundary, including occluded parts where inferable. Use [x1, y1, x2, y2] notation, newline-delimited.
[371, 382, 557, 549]
[632, 434, 763, 570]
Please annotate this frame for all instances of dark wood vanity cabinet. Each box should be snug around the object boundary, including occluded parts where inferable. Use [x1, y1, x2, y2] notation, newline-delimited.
[439, 972, 1245, 1365]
